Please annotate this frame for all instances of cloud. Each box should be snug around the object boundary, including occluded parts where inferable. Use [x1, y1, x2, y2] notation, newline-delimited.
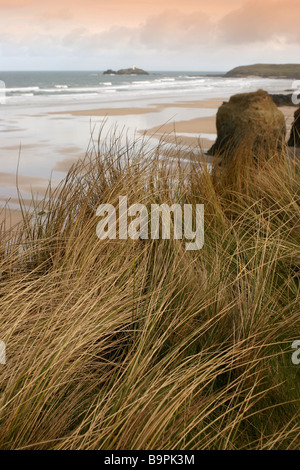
[139, 9, 214, 50]
[59, 2, 300, 55]
[40, 8, 73, 23]
[0, 0, 35, 8]
[219, 0, 300, 44]
[62, 25, 138, 52]
[0, 1, 299, 69]
[61, 9, 214, 54]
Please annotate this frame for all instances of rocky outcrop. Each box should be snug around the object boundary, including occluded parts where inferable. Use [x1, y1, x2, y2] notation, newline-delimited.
[208, 89, 286, 157]
[270, 94, 298, 107]
[103, 67, 149, 75]
[226, 64, 300, 79]
[103, 69, 116, 75]
[288, 107, 300, 147]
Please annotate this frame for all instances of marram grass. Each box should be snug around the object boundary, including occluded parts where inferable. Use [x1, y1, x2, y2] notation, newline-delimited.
[0, 131, 299, 450]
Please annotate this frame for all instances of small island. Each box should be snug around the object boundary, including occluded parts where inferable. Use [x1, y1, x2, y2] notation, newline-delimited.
[226, 64, 300, 79]
[103, 67, 149, 76]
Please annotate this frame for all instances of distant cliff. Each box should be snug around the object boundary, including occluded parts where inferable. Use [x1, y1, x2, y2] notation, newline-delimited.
[103, 67, 149, 75]
[226, 64, 300, 79]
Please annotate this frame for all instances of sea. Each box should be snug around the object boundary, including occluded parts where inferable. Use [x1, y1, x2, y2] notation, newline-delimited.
[0, 71, 294, 208]
[0, 70, 293, 106]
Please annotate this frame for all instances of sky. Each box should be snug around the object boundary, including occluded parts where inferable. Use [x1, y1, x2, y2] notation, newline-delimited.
[0, 0, 299, 71]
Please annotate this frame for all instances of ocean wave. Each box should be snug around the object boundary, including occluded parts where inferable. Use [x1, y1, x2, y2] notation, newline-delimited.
[36, 87, 104, 93]
[6, 86, 40, 92]
[156, 78, 176, 82]
[182, 76, 205, 79]
[3, 75, 293, 105]
[132, 81, 151, 85]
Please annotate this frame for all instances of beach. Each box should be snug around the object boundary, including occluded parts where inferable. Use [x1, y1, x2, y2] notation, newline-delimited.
[0, 71, 297, 225]
[2, 0, 300, 451]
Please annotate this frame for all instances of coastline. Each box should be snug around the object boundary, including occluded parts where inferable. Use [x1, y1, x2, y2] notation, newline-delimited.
[0, 88, 297, 226]
[0, 95, 224, 213]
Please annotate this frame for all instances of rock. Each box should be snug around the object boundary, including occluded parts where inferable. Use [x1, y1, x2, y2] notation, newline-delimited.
[118, 67, 149, 75]
[103, 67, 149, 75]
[270, 94, 298, 107]
[103, 69, 116, 75]
[288, 107, 300, 147]
[208, 89, 286, 157]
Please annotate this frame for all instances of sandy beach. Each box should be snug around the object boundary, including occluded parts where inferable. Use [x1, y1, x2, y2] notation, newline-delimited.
[47, 98, 296, 154]
[0, 91, 297, 227]
[51, 98, 224, 117]
[0, 207, 24, 229]
[0, 95, 224, 211]
[48, 98, 222, 164]
[1, 0, 300, 449]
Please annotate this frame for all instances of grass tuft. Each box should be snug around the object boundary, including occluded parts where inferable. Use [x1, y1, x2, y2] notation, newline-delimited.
[0, 130, 299, 449]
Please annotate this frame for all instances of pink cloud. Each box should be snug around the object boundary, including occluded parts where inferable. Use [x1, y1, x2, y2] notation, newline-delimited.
[139, 9, 214, 50]
[219, 0, 300, 44]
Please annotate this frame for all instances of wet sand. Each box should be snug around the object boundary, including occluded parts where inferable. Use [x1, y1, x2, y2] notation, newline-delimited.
[147, 115, 217, 135]
[1, 96, 298, 229]
[51, 98, 225, 118]
[0, 208, 24, 229]
[0, 172, 51, 195]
